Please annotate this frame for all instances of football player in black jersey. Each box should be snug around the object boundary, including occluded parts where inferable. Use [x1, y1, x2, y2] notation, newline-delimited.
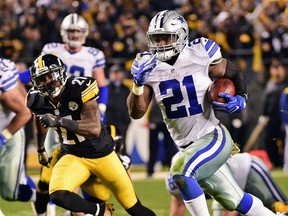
[61, 124, 132, 216]
[26, 54, 156, 216]
[35, 124, 132, 216]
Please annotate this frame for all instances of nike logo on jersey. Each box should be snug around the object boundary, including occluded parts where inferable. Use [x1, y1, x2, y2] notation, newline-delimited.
[86, 80, 91, 86]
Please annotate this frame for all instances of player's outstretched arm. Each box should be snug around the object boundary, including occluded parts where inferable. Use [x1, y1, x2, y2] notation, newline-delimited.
[127, 53, 156, 119]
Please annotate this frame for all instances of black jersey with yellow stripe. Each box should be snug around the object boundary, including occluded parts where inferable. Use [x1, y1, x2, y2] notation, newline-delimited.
[26, 76, 114, 158]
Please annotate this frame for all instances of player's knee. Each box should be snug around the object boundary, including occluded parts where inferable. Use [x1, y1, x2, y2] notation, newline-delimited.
[50, 190, 70, 207]
[38, 180, 49, 192]
[171, 174, 186, 189]
[18, 184, 35, 201]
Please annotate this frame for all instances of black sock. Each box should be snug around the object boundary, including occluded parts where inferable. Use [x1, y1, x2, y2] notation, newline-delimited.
[126, 200, 156, 216]
[35, 191, 50, 214]
[50, 190, 105, 215]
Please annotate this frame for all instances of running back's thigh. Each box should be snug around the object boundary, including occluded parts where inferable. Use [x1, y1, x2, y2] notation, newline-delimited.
[170, 124, 234, 180]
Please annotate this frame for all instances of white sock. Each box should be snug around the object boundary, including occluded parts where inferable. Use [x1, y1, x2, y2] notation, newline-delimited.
[245, 195, 276, 216]
[184, 193, 210, 216]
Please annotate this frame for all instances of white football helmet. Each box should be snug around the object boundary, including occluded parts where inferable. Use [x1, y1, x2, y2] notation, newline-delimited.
[30, 54, 67, 98]
[60, 13, 89, 48]
[147, 10, 189, 61]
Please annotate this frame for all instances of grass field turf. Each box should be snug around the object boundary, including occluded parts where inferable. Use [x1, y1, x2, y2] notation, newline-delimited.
[0, 168, 287, 216]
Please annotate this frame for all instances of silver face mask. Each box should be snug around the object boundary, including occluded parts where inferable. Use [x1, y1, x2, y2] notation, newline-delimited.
[147, 10, 189, 61]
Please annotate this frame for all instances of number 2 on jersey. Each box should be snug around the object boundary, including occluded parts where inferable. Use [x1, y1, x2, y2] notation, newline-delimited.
[159, 75, 202, 119]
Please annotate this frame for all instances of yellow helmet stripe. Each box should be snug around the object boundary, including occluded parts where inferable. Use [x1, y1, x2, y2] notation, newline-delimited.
[110, 125, 116, 138]
[38, 55, 43, 69]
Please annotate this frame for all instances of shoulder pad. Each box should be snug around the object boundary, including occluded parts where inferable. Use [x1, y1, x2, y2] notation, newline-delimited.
[0, 59, 18, 91]
[188, 37, 222, 61]
[41, 43, 62, 55]
[26, 88, 42, 111]
[69, 77, 99, 103]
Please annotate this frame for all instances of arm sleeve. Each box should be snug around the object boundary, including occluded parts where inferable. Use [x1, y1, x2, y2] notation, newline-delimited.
[224, 60, 248, 101]
[18, 69, 31, 84]
[98, 85, 108, 106]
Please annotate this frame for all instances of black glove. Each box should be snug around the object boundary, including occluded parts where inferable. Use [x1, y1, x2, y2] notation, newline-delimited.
[38, 114, 61, 128]
[37, 147, 53, 167]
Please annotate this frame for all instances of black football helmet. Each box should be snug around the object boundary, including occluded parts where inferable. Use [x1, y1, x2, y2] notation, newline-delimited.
[30, 54, 67, 98]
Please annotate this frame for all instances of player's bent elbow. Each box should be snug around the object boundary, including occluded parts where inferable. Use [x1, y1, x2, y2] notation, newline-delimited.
[22, 109, 32, 122]
[88, 126, 102, 137]
[129, 110, 145, 119]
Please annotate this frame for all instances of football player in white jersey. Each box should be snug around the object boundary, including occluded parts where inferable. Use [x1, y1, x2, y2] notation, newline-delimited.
[33, 13, 108, 216]
[127, 10, 287, 216]
[0, 58, 36, 214]
[41, 13, 108, 118]
[166, 153, 288, 216]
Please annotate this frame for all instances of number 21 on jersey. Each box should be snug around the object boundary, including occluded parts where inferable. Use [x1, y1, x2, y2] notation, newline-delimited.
[159, 75, 203, 119]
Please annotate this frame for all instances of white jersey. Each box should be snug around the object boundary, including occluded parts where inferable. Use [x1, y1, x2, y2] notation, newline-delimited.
[134, 37, 222, 147]
[0, 58, 18, 131]
[41, 43, 105, 77]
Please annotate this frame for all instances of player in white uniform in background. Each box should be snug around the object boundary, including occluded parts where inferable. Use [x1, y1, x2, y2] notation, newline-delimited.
[41, 13, 108, 120]
[0, 58, 36, 215]
[127, 10, 287, 216]
[166, 153, 288, 216]
[33, 13, 108, 216]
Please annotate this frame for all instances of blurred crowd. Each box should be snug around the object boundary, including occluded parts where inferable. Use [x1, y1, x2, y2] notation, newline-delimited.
[1, 0, 288, 168]
[1, 0, 288, 75]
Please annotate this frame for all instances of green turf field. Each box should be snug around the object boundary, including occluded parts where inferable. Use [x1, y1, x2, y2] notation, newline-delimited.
[0, 169, 287, 216]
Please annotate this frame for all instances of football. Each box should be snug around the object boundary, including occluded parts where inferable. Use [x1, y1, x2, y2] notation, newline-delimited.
[207, 78, 236, 103]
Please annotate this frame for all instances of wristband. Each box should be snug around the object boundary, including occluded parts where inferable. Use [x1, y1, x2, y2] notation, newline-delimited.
[132, 83, 144, 96]
[1, 129, 12, 140]
[61, 118, 79, 132]
[36, 133, 46, 150]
